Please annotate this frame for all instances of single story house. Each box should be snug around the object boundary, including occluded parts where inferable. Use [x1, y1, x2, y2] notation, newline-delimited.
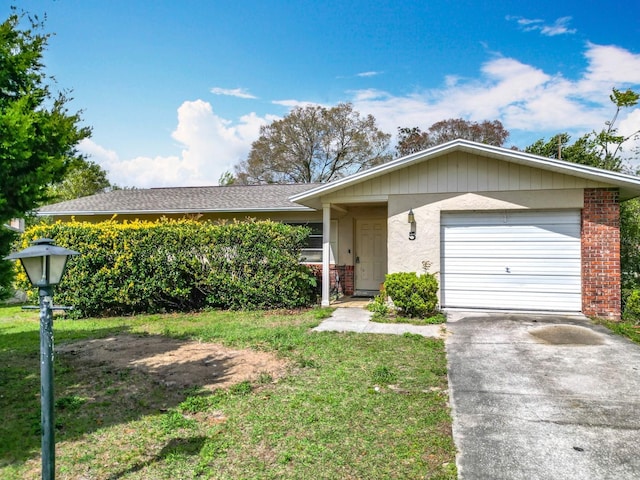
[37, 139, 640, 319]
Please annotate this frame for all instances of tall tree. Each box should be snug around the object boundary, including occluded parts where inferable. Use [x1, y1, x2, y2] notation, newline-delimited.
[0, 10, 91, 299]
[526, 88, 639, 173]
[397, 118, 509, 156]
[234, 103, 392, 184]
[592, 88, 640, 171]
[48, 159, 110, 202]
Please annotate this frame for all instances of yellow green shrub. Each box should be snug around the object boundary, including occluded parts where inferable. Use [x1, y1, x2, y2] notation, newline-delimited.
[17, 218, 316, 317]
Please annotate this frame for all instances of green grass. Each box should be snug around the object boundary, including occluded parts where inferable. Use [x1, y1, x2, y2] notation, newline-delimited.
[371, 311, 448, 325]
[0, 303, 456, 479]
[597, 318, 640, 344]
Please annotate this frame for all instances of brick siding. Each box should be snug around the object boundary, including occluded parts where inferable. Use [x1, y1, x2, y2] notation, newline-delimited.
[308, 264, 355, 297]
[582, 188, 621, 319]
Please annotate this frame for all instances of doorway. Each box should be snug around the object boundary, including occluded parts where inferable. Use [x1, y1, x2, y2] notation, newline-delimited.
[355, 218, 387, 293]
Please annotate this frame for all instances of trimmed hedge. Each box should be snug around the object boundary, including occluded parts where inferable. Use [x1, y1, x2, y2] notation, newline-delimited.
[384, 272, 439, 318]
[16, 219, 317, 317]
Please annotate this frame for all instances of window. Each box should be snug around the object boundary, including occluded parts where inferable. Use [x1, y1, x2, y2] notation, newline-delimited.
[290, 222, 337, 263]
[291, 223, 322, 262]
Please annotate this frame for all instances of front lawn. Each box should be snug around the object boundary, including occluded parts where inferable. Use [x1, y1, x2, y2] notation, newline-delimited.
[0, 304, 456, 479]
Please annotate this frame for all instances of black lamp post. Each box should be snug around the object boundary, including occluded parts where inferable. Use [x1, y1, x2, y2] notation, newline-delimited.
[4, 238, 79, 480]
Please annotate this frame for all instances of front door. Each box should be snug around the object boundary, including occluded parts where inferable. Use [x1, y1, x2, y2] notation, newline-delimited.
[355, 218, 387, 292]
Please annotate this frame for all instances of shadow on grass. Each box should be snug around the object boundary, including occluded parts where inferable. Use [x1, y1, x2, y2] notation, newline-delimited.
[0, 324, 234, 468]
[106, 436, 207, 479]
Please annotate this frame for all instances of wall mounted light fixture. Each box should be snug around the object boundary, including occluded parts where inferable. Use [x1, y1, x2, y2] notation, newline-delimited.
[408, 208, 416, 240]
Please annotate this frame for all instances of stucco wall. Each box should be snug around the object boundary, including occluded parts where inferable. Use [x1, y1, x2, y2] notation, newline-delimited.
[387, 188, 585, 277]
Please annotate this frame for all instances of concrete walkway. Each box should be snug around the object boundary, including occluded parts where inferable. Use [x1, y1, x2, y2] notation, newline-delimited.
[313, 304, 444, 337]
[446, 311, 640, 480]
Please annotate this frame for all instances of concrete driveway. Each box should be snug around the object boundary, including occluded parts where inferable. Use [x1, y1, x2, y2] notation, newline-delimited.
[445, 312, 640, 480]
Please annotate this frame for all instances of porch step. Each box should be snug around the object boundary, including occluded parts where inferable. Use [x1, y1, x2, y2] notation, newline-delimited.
[353, 290, 379, 298]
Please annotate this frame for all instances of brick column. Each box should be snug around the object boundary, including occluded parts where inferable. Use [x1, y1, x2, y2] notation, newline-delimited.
[339, 265, 355, 296]
[308, 264, 355, 298]
[582, 188, 621, 319]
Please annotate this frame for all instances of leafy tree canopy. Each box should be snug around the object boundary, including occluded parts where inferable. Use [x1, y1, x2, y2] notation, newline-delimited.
[48, 159, 110, 202]
[0, 10, 91, 218]
[0, 9, 91, 299]
[218, 170, 235, 186]
[525, 133, 610, 168]
[234, 103, 392, 184]
[526, 88, 640, 173]
[396, 118, 509, 157]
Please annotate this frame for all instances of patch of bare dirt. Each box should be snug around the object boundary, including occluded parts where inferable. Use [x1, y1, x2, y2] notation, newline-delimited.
[56, 334, 289, 390]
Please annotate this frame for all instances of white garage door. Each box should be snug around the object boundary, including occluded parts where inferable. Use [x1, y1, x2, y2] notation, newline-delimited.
[441, 210, 581, 311]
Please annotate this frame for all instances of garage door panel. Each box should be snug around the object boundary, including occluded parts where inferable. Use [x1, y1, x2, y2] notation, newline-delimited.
[442, 210, 579, 226]
[442, 274, 581, 291]
[441, 210, 581, 311]
[445, 227, 580, 240]
[447, 264, 581, 281]
[443, 243, 580, 258]
[443, 291, 582, 310]
[444, 260, 580, 275]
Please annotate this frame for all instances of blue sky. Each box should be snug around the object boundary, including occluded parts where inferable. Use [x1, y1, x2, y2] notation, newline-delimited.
[6, 0, 640, 187]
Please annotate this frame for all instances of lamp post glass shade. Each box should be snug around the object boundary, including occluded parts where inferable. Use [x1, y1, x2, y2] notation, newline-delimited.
[408, 209, 415, 224]
[4, 238, 80, 286]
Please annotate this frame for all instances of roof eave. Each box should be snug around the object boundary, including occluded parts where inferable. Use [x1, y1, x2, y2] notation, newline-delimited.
[289, 139, 640, 205]
[36, 206, 315, 217]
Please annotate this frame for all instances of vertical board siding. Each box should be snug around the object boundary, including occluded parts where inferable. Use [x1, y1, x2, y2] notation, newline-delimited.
[329, 153, 607, 199]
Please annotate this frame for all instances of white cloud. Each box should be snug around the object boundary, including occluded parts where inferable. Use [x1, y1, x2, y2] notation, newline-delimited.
[619, 109, 640, 139]
[272, 99, 326, 108]
[508, 15, 576, 36]
[357, 71, 383, 77]
[210, 87, 257, 99]
[78, 139, 119, 168]
[80, 100, 273, 188]
[581, 43, 640, 87]
[540, 17, 576, 36]
[618, 109, 640, 167]
[349, 44, 640, 146]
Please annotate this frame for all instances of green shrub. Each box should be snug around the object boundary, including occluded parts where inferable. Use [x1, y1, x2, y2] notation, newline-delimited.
[16, 218, 317, 317]
[623, 289, 640, 323]
[383, 272, 439, 318]
[367, 285, 389, 317]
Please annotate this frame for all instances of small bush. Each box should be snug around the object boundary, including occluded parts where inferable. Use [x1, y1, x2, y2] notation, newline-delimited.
[623, 289, 640, 323]
[384, 272, 438, 318]
[367, 286, 389, 317]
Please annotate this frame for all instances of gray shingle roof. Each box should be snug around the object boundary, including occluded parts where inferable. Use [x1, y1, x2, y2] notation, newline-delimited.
[37, 183, 320, 216]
